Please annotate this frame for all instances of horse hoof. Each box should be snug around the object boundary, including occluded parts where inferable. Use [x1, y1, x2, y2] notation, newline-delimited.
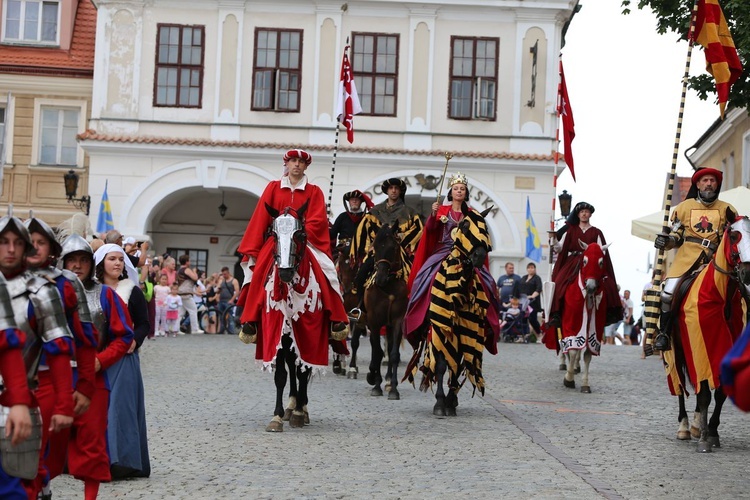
[289, 410, 305, 428]
[371, 386, 383, 397]
[563, 378, 575, 389]
[574, 367, 581, 374]
[446, 406, 457, 417]
[559, 364, 567, 371]
[384, 383, 392, 393]
[282, 408, 293, 421]
[366, 372, 376, 385]
[580, 385, 591, 394]
[433, 405, 446, 417]
[697, 441, 712, 453]
[332, 360, 342, 374]
[707, 436, 721, 448]
[690, 426, 701, 439]
[677, 430, 692, 440]
[265, 417, 283, 433]
[388, 390, 400, 401]
[347, 369, 358, 380]
[304, 411, 310, 425]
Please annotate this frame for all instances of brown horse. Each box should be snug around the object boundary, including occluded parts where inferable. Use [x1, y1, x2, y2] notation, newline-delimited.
[364, 223, 408, 400]
[333, 240, 367, 379]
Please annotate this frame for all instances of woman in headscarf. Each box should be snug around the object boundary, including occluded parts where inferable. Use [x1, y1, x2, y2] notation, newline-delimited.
[93, 244, 151, 479]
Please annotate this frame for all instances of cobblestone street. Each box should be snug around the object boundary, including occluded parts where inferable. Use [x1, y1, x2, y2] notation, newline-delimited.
[52, 334, 750, 499]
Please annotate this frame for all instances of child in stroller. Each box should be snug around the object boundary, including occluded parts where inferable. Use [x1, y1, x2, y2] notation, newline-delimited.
[500, 296, 532, 343]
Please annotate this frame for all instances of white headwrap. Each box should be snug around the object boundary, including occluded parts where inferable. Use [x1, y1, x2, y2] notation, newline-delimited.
[93, 243, 139, 284]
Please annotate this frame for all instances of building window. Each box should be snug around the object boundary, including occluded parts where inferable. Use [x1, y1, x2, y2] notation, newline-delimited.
[39, 107, 78, 166]
[252, 29, 302, 112]
[2, 0, 59, 44]
[154, 24, 204, 108]
[0, 106, 5, 161]
[351, 33, 398, 116]
[449, 37, 498, 120]
[166, 248, 208, 275]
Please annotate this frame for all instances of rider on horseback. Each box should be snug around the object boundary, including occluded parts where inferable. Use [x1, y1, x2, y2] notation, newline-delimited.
[350, 178, 423, 307]
[653, 167, 737, 351]
[544, 201, 622, 333]
[330, 190, 372, 258]
[236, 149, 349, 343]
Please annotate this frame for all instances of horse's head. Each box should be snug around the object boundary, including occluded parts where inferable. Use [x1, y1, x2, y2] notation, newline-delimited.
[372, 222, 400, 287]
[578, 240, 609, 296]
[453, 207, 493, 269]
[266, 201, 308, 283]
[725, 215, 750, 286]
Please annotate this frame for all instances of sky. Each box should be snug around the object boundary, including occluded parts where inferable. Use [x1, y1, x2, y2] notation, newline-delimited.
[552, 2, 721, 320]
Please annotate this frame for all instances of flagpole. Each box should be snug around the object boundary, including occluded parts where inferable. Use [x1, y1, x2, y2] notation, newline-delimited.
[328, 122, 341, 218]
[547, 56, 563, 282]
[643, 0, 701, 357]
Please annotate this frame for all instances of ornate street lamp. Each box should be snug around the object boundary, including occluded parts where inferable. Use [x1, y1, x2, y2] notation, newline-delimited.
[558, 189, 572, 218]
[218, 191, 228, 218]
[63, 169, 91, 215]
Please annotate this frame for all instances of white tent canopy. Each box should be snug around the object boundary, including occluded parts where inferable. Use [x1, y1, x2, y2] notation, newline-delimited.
[631, 186, 750, 241]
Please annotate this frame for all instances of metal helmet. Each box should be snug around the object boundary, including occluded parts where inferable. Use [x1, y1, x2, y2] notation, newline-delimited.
[23, 211, 63, 258]
[0, 205, 35, 255]
[59, 233, 95, 280]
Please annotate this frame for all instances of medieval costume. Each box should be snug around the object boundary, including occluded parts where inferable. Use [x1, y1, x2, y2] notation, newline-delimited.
[543, 201, 622, 351]
[238, 149, 349, 369]
[330, 189, 373, 255]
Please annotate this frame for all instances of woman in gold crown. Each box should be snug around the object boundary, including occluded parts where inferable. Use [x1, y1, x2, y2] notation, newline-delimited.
[403, 173, 500, 346]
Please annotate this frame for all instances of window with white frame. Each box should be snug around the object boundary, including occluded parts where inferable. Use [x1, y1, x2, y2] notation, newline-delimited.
[743, 132, 750, 188]
[39, 107, 78, 166]
[449, 36, 498, 120]
[2, 0, 59, 44]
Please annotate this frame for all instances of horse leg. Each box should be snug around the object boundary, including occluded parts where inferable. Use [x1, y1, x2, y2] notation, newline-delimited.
[691, 399, 701, 439]
[706, 386, 727, 448]
[696, 380, 713, 453]
[387, 328, 401, 401]
[433, 351, 448, 417]
[289, 366, 309, 428]
[266, 346, 288, 432]
[563, 350, 579, 388]
[445, 372, 459, 417]
[347, 325, 362, 379]
[282, 341, 298, 421]
[676, 394, 691, 440]
[558, 350, 567, 371]
[384, 328, 393, 393]
[580, 349, 592, 393]
[367, 323, 384, 396]
[332, 354, 342, 375]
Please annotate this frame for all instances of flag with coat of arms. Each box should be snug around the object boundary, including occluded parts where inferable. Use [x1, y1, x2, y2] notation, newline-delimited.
[336, 44, 362, 143]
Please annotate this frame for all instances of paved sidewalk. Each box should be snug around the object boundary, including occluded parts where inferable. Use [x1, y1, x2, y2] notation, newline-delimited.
[51, 335, 750, 499]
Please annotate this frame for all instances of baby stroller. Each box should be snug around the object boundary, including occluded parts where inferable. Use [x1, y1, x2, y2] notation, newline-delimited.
[500, 296, 532, 343]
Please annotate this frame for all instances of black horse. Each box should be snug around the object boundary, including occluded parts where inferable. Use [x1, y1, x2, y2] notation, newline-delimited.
[364, 222, 408, 400]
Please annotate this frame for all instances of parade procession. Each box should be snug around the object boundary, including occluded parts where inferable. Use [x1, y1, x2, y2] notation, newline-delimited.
[2, 0, 750, 498]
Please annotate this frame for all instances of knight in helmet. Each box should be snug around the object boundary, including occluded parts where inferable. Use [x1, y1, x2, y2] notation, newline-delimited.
[330, 189, 373, 257]
[653, 167, 737, 350]
[58, 233, 135, 496]
[0, 271, 37, 497]
[350, 178, 423, 303]
[0, 207, 74, 498]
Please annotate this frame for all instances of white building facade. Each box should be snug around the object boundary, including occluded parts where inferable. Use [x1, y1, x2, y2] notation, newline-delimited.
[82, 0, 577, 276]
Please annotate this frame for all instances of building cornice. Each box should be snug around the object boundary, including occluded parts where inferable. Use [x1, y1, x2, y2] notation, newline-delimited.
[0, 74, 93, 96]
[689, 107, 745, 165]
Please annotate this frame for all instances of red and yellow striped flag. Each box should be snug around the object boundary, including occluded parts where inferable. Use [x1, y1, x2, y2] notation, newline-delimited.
[692, 0, 743, 119]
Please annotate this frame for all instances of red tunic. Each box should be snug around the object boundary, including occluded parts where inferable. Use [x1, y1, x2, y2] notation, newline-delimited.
[238, 178, 348, 368]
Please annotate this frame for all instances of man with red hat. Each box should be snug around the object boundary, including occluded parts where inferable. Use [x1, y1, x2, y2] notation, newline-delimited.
[653, 167, 737, 350]
[236, 149, 349, 360]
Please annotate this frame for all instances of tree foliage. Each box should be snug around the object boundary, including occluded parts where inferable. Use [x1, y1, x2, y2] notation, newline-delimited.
[621, 0, 749, 112]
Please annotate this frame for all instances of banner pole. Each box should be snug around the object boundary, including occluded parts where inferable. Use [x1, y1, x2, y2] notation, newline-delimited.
[643, 0, 701, 357]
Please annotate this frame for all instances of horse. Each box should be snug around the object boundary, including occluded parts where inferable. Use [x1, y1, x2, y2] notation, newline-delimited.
[558, 240, 609, 394]
[663, 214, 750, 452]
[406, 207, 495, 416]
[333, 240, 367, 379]
[364, 222, 408, 400]
[254, 201, 319, 432]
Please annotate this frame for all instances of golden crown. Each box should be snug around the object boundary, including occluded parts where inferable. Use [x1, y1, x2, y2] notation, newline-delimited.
[448, 172, 468, 187]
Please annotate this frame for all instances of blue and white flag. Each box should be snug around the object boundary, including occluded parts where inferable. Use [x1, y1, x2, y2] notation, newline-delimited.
[96, 180, 114, 233]
[525, 197, 542, 262]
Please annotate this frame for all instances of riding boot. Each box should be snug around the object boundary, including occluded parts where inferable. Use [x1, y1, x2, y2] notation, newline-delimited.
[654, 311, 672, 351]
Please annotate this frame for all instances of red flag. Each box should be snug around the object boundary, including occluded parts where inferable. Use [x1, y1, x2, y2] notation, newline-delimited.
[558, 60, 576, 182]
[692, 0, 743, 119]
[336, 46, 362, 144]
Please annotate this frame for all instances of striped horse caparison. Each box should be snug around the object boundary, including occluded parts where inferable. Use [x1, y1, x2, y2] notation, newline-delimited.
[663, 214, 750, 453]
[409, 206, 495, 417]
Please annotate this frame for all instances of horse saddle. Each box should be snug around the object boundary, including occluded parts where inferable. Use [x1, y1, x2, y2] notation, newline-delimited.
[669, 269, 703, 314]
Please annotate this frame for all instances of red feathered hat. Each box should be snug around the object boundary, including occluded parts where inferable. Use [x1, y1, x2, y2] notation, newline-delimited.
[283, 149, 313, 165]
